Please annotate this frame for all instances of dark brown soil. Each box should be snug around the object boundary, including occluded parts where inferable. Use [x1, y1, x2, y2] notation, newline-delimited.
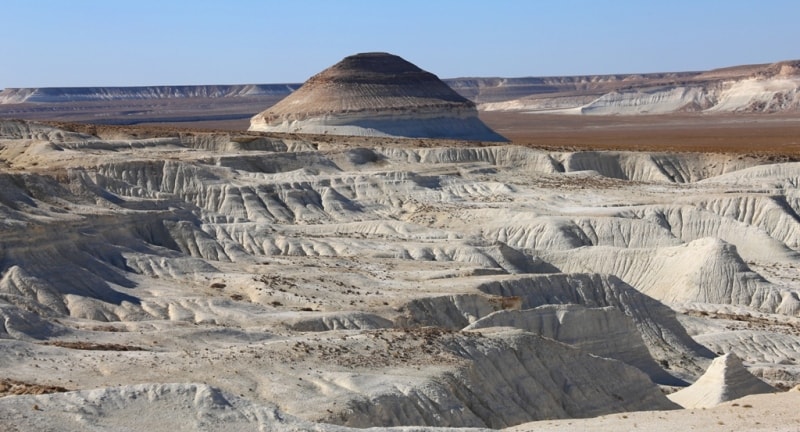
[0, 378, 68, 397]
[41, 341, 146, 351]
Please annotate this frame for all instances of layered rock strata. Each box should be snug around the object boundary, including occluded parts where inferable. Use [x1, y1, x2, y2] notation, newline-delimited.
[249, 52, 507, 141]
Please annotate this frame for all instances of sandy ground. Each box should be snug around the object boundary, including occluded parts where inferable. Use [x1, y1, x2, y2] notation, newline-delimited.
[507, 390, 800, 432]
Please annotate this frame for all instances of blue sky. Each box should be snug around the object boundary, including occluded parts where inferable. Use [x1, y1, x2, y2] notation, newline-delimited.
[1, 0, 798, 88]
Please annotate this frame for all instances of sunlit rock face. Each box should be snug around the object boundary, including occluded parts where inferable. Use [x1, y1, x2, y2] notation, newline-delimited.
[479, 59, 800, 115]
[249, 52, 507, 141]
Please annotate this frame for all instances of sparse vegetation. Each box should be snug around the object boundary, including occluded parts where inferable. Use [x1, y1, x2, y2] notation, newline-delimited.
[41, 341, 146, 351]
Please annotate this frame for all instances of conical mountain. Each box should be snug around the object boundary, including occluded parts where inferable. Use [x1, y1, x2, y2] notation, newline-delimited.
[668, 352, 775, 408]
[249, 52, 506, 141]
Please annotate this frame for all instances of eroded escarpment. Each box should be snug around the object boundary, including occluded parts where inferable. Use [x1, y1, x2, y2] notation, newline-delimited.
[0, 119, 797, 430]
[478, 59, 800, 115]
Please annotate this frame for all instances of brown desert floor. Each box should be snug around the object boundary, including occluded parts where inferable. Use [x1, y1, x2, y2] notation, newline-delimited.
[142, 111, 800, 157]
[5, 99, 800, 157]
[480, 112, 800, 157]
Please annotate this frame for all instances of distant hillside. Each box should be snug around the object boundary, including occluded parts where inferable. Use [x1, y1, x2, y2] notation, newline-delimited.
[0, 84, 300, 104]
[1, 60, 798, 121]
[444, 72, 702, 104]
[475, 60, 800, 114]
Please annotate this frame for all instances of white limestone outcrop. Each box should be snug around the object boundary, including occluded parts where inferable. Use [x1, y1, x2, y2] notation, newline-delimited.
[668, 353, 775, 408]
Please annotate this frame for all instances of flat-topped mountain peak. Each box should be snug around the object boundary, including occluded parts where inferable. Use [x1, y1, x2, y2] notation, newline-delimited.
[311, 52, 436, 82]
[259, 52, 474, 113]
[248, 52, 505, 141]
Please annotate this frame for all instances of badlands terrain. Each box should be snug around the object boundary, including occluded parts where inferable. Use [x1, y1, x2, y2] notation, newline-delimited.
[2, 57, 800, 430]
[1, 117, 800, 430]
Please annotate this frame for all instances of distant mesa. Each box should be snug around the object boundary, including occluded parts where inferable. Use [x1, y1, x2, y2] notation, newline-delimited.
[248, 52, 507, 141]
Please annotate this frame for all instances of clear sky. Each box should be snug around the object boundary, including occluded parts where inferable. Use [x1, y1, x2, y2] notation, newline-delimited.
[2, 0, 798, 88]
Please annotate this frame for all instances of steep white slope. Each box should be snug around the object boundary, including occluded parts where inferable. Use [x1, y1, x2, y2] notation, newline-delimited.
[559, 151, 760, 182]
[690, 195, 800, 251]
[0, 119, 92, 141]
[668, 353, 775, 408]
[464, 304, 678, 384]
[0, 383, 308, 432]
[701, 161, 800, 188]
[691, 325, 800, 388]
[481, 76, 800, 115]
[327, 331, 678, 428]
[378, 147, 761, 183]
[694, 330, 800, 367]
[631, 206, 800, 263]
[707, 78, 800, 112]
[0, 330, 677, 429]
[540, 238, 797, 313]
[376, 146, 563, 172]
[476, 203, 798, 264]
[472, 273, 713, 376]
[579, 86, 713, 115]
[0, 303, 67, 340]
[485, 215, 682, 251]
[0, 213, 224, 319]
